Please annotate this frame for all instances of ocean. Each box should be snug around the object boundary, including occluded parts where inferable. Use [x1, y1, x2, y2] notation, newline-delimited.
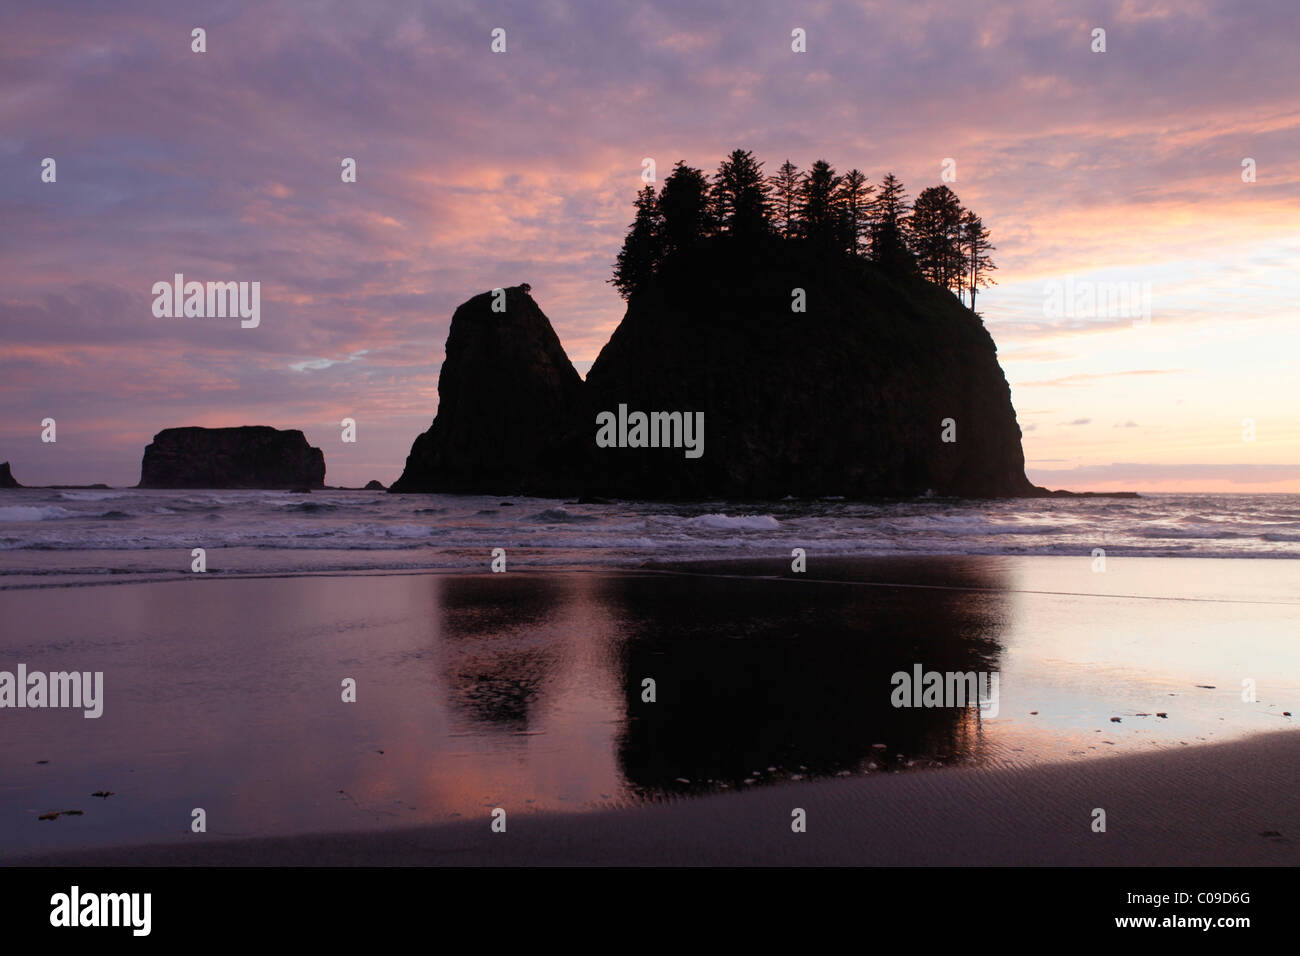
[1, 489, 1298, 586]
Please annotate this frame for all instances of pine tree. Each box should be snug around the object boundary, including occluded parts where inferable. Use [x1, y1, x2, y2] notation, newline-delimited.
[798, 159, 841, 247]
[658, 161, 714, 254]
[868, 172, 913, 268]
[769, 159, 800, 238]
[837, 169, 873, 257]
[908, 185, 965, 292]
[961, 210, 997, 311]
[712, 149, 773, 239]
[610, 185, 664, 299]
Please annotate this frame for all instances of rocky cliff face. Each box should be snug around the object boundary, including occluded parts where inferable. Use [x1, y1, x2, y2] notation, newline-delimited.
[0, 462, 21, 488]
[138, 426, 325, 489]
[390, 286, 586, 494]
[393, 243, 1037, 499]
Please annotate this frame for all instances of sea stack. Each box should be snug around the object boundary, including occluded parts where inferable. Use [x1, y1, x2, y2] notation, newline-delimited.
[393, 244, 1039, 499]
[582, 240, 1037, 498]
[390, 285, 586, 494]
[0, 462, 21, 489]
[138, 426, 326, 489]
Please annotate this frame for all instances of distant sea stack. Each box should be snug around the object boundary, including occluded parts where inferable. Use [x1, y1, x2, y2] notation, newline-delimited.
[138, 426, 325, 490]
[0, 462, 21, 489]
[393, 242, 1038, 499]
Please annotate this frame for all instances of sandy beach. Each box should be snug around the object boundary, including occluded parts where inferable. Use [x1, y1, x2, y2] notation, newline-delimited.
[3, 555, 1298, 866]
[13, 729, 1300, 866]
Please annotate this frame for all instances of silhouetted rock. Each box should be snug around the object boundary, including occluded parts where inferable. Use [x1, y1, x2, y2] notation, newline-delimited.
[391, 285, 585, 494]
[138, 426, 325, 489]
[394, 244, 1042, 499]
[0, 462, 21, 488]
[363, 479, 387, 491]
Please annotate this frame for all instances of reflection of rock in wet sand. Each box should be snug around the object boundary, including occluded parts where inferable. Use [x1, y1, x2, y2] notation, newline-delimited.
[447, 647, 557, 729]
[436, 575, 571, 731]
[606, 557, 1010, 795]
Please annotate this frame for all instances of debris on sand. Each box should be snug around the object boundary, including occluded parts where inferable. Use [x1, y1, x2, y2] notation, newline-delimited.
[38, 809, 84, 821]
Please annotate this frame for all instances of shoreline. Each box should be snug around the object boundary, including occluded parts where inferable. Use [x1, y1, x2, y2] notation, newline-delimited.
[10, 730, 1299, 866]
[3, 552, 1299, 595]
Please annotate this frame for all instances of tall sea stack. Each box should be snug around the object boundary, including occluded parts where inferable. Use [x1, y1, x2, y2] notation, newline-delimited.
[390, 286, 586, 494]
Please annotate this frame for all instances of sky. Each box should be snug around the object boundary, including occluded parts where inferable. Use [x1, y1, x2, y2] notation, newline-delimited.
[1, 0, 1297, 492]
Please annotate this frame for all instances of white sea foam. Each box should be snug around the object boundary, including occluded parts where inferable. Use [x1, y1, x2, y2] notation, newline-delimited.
[0, 505, 77, 522]
[686, 513, 781, 531]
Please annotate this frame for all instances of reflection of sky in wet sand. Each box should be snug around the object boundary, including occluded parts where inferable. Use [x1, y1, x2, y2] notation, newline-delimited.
[2, 556, 1297, 856]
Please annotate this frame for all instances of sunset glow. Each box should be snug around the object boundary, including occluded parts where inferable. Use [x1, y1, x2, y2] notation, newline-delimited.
[2, 1, 1296, 491]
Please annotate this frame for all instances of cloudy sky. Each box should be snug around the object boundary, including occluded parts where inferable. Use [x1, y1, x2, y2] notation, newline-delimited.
[2, 0, 1297, 491]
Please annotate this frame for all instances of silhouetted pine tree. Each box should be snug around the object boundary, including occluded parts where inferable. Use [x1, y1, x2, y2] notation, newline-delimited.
[769, 159, 800, 239]
[658, 161, 715, 254]
[908, 185, 965, 292]
[712, 149, 773, 239]
[961, 210, 997, 311]
[837, 169, 873, 257]
[610, 185, 664, 299]
[868, 172, 913, 269]
[798, 159, 841, 247]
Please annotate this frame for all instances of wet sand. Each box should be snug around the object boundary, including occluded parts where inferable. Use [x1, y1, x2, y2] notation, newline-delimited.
[3, 555, 1297, 865]
[14, 729, 1300, 865]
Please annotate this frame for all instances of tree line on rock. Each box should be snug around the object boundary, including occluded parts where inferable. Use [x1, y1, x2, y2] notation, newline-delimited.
[611, 149, 997, 310]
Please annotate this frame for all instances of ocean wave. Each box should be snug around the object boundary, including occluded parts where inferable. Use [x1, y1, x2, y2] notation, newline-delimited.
[0, 505, 77, 522]
[1137, 527, 1251, 540]
[882, 520, 1077, 536]
[529, 508, 600, 524]
[279, 501, 340, 513]
[685, 513, 781, 531]
[385, 523, 440, 538]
